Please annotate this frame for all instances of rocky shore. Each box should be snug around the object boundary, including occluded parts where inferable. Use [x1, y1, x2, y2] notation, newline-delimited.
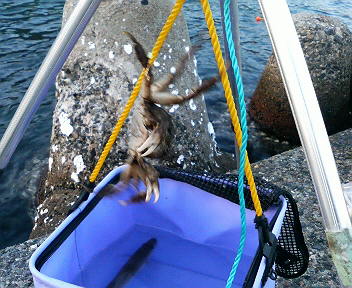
[1, 128, 351, 287]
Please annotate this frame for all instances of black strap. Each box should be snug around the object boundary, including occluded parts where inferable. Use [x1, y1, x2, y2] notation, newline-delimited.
[255, 215, 278, 285]
[67, 182, 95, 215]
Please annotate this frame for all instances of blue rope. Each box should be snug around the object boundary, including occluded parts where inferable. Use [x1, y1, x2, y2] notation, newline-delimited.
[223, 0, 248, 287]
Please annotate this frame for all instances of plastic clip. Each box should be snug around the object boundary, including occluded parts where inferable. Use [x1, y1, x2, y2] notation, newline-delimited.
[254, 215, 278, 285]
[67, 182, 95, 215]
[141, 0, 148, 5]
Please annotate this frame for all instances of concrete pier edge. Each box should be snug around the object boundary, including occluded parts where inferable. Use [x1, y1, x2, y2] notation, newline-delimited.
[1, 128, 350, 287]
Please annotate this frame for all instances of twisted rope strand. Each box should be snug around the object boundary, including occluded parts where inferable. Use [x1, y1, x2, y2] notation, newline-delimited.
[223, 0, 247, 285]
[199, 0, 262, 217]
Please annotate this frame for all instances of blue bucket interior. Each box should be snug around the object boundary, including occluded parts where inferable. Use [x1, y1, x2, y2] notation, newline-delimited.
[39, 178, 282, 288]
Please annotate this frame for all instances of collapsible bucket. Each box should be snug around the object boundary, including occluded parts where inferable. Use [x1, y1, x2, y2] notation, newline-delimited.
[29, 166, 308, 287]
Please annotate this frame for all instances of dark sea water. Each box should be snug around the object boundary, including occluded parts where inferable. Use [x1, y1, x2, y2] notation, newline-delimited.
[0, 0, 351, 249]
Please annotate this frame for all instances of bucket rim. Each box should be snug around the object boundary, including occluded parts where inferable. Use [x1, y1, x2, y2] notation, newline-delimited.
[28, 166, 126, 286]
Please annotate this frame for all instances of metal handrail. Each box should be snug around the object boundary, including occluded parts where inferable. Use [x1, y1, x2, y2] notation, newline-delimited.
[259, 0, 351, 233]
[0, 0, 103, 169]
[220, 0, 241, 168]
[258, 0, 351, 285]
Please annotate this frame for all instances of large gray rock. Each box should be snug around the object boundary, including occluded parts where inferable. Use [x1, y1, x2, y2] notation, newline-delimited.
[253, 128, 352, 287]
[0, 237, 45, 288]
[30, 0, 232, 239]
[250, 13, 352, 143]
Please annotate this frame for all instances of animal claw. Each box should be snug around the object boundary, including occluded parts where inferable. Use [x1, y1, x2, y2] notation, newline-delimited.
[153, 182, 160, 203]
[136, 139, 153, 154]
[136, 131, 161, 157]
[145, 178, 153, 202]
[140, 143, 159, 157]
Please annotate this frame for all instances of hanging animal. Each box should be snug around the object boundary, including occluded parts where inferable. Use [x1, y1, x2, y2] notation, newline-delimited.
[105, 32, 217, 203]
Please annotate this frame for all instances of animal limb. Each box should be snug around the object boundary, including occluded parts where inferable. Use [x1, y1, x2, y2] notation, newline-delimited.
[120, 152, 160, 203]
[118, 192, 148, 206]
[149, 76, 218, 105]
[151, 47, 197, 92]
[116, 32, 218, 204]
[123, 31, 149, 69]
[134, 99, 173, 158]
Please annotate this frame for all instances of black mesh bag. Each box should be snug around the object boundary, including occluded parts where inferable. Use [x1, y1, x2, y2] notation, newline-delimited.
[156, 166, 309, 283]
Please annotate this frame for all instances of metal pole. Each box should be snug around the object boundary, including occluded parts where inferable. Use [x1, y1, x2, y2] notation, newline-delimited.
[258, 0, 351, 285]
[258, 0, 351, 232]
[0, 0, 103, 169]
[220, 0, 242, 69]
[220, 0, 241, 168]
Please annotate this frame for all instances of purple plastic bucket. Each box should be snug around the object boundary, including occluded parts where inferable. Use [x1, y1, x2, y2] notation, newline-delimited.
[29, 166, 287, 288]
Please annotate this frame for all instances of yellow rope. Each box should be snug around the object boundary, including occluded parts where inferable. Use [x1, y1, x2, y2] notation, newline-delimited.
[200, 0, 263, 216]
[89, 0, 186, 183]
